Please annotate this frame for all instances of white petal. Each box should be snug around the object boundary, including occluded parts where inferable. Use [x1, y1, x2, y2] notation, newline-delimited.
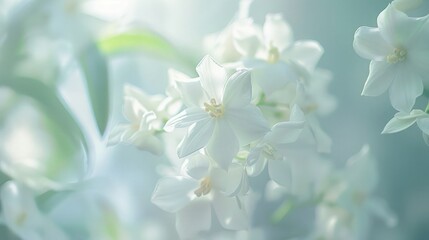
[206, 119, 239, 169]
[361, 61, 394, 96]
[263, 14, 293, 51]
[151, 176, 198, 213]
[174, 75, 206, 107]
[226, 105, 269, 145]
[196, 55, 228, 102]
[268, 160, 292, 188]
[223, 164, 249, 197]
[222, 69, 252, 108]
[176, 200, 211, 239]
[265, 106, 305, 144]
[164, 107, 209, 132]
[266, 121, 304, 144]
[417, 117, 429, 135]
[246, 153, 267, 177]
[377, 4, 428, 47]
[389, 65, 423, 112]
[353, 26, 393, 60]
[250, 61, 299, 95]
[132, 133, 163, 155]
[308, 116, 332, 153]
[212, 193, 249, 230]
[181, 153, 210, 180]
[284, 40, 324, 71]
[177, 118, 215, 158]
[233, 18, 263, 57]
[123, 97, 145, 123]
[382, 112, 418, 134]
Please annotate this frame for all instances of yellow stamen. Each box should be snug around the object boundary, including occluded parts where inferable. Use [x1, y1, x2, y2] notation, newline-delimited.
[204, 99, 224, 118]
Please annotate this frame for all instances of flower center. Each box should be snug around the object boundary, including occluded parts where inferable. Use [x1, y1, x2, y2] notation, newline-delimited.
[267, 46, 280, 64]
[386, 48, 407, 64]
[194, 177, 212, 197]
[204, 98, 224, 118]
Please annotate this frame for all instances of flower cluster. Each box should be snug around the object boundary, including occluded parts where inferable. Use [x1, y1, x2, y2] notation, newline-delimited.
[353, 1, 429, 142]
[105, 7, 394, 239]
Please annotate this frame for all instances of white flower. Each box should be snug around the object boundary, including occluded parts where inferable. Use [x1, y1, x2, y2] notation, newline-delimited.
[151, 153, 250, 239]
[165, 55, 269, 169]
[382, 109, 429, 135]
[247, 105, 305, 187]
[107, 86, 164, 155]
[353, 4, 429, 112]
[312, 146, 397, 240]
[1, 181, 69, 240]
[236, 14, 324, 95]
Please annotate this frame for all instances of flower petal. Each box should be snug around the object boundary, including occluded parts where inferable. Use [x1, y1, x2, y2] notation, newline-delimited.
[164, 107, 209, 132]
[176, 200, 211, 239]
[151, 176, 198, 213]
[268, 159, 292, 188]
[389, 65, 423, 112]
[250, 61, 299, 95]
[361, 61, 394, 96]
[377, 4, 428, 47]
[353, 26, 393, 60]
[226, 105, 269, 145]
[382, 112, 418, 134]
[171, 69, 206, 107]
[177, 118, 215, 158]
[233, 18, 263, 57]
[222, 69, 252, 108]
[181, 153, 210, 180]
[196, 55, 228, 102]
[212, 193, 249, 230]
[263, 14, 293, 51]
[206, 119, 239, 169]
[265, 105, 305, 144]
[284, 40, 324, 71]
[417, 117, 429, 135]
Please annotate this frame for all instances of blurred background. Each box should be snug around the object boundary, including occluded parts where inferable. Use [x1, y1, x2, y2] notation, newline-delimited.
[1, 0, 429, 239]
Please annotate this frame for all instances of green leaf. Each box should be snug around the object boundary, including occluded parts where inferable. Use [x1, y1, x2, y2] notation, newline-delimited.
[98, 30, 196, 68]
[79, 43, 110, 136]
[0, 77, 90, 171]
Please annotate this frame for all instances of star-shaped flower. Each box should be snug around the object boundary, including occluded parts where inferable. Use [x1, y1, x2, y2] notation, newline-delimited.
[353, 4, 429, 112]
[165, 55, 269, 169]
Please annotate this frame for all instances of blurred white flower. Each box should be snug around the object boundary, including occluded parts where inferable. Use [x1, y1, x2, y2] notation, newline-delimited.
[247, 105, 305, 187]
[108, 85, 164, 155]
[151, 153, 250, 239]
[1, 181, 69, 240]
[236, 14, 324, 95]
[165, 55, 269, 169]
[353, 4, 429, 112]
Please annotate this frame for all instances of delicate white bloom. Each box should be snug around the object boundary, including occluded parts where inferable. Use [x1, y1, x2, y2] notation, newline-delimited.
[234, 14, 324, 95]
[165, 55, 269, 169]
[1, 181, 69, 240]
[311, 146, 397, 240]
[247, 105, 305, 187]
[382, 109, 429, 142]
[108, 86, 164, 155]
[151, 153, 250, 239]
[353, 4, 429, 112]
